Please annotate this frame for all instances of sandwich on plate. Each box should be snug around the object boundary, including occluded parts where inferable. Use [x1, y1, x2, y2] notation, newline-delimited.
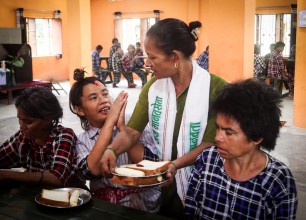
[112, 160, 171, 186]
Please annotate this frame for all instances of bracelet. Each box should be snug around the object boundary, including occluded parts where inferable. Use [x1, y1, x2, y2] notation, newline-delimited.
[37, 171, 44, 185]
[170, 161, 177, 170]
[106, 147, 118, 158]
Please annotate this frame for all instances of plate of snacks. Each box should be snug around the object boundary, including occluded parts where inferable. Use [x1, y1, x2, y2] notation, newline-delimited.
[111, 160, 170, 187]
[35, 188, 91, 208]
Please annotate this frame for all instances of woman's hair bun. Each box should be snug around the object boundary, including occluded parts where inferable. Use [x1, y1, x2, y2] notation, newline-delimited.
[189, 21, 202, 29]
[189, 21, 202, 41]
[73, 68, 86, 81]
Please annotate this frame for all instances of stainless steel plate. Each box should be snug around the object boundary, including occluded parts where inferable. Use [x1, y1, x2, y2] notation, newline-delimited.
[35, 187, 91, 209]
[126, 179, 169, 188]
[111, 169, 167, 178]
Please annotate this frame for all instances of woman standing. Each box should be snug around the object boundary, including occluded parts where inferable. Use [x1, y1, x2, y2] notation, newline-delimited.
[101, 18, 227, 218]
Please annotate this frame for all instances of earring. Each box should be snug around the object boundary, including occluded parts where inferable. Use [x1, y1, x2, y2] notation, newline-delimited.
[174, 63, 178, 69]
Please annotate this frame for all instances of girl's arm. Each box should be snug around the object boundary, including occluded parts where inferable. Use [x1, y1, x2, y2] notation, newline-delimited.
[86, 91, 128, 176]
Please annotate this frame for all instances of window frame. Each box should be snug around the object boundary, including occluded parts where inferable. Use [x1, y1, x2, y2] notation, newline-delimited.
[25, 17, 63, 57]
[254, 14, 291, 57]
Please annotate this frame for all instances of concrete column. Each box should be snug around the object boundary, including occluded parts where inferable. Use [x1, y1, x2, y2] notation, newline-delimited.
[293, 0, 306, 127]
[207, 0, 256, 82]
[66, 0, 92, 84]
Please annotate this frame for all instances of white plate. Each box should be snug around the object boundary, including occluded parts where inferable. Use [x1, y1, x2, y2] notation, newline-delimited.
[35, 187, 91, 209]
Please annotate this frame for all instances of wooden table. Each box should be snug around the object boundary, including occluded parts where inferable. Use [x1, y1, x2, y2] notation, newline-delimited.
[0, 80, 52, 105]
[0, 184, 171, 220]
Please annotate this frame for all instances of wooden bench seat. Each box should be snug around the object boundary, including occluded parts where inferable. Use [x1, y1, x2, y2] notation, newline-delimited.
[0, 80, 52, 105]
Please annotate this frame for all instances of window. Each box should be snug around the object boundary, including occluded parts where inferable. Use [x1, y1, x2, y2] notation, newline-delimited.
[115, 17, 156, 54]
[25, 18, 62, 57]
[254, 14, 291, 57]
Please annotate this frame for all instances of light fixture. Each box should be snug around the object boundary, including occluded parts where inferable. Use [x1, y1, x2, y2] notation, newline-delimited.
[153, 10, 160, 21]
[114, 12, 122, 19]
[54, 10, 61, 19]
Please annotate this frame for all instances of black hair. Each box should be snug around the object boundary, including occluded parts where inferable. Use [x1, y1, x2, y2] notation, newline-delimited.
[15, 86, 63, 127]
[189, 21, 202, 29]
[69, 68, 103, 130]
[136, 42, 141, 46]
[275, 41, 285, 49]
[114, 45, 121, 52]
[112, 38, 118, 44]
[96, 45, 103, 50]
[254, 44, 261, 54]
[212, 79, 282, 151]
[146, 18, 198, 57]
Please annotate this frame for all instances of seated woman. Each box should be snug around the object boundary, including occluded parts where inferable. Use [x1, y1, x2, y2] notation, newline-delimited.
[185, 79, 297, 219]
[69, 68, 160, 213]
[122, 44, 147, 87]
[0, 86, 84, 187]
[134, 42, 145, 68]
[111, 45, 136, 88]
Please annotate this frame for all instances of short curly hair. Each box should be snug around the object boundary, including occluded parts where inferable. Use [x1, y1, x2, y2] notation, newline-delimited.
[212, 79, 282, 151]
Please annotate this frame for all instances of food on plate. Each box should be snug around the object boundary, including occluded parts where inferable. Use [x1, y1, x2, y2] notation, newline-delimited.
[121, 160, 171, 175]
[0, 167, 27, 172]
[70, 190, 80, 207]
[39, 189, 81, 207]
[40, 189, 71, 207]
[115, 167, 145, 177]
[112, 160, 171, 186]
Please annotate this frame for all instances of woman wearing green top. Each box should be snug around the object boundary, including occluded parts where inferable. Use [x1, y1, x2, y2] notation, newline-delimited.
[101, 18, 226, 219]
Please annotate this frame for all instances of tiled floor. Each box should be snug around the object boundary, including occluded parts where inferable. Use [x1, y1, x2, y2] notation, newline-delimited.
[0, 80, 305, 219]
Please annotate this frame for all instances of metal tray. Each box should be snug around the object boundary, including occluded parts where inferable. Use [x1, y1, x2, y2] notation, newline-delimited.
[111, 169, 167, 178]
[35, 187, 91, 209]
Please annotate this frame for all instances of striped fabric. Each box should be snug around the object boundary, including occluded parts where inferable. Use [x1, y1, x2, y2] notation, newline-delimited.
[267, 51, 285, 79]
[254, 54, 266, 78]
[185, 146, 298, 219]
[197, 50, 209, 71]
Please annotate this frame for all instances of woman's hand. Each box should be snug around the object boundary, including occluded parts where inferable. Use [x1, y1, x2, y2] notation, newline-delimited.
[160, 161, 177, 187]
[106, 91, 128, 128]
[116, 97, 127, 132]
[100, 148, 117, 177]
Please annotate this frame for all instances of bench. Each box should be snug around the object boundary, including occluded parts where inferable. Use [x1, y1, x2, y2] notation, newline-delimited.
[0, 80, 52, 105]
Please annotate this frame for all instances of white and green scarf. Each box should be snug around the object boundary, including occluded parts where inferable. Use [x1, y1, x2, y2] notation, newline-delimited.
[148, 60, 211, 202]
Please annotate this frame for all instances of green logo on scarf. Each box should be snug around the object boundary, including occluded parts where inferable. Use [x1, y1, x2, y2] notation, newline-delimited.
[151, 96, 163, 144]
[190, 122, 201, 150]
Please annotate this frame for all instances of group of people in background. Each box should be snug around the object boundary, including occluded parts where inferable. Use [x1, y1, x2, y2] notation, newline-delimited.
[253, 41, 295, 98]
[92, 38, 148, 89]
[0, 18, 298, 220]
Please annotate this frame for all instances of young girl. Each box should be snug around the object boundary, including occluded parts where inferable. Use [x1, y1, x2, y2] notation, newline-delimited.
[69, 68, 160, 213]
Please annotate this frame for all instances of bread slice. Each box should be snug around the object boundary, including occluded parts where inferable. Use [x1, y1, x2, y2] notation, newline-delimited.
[112, 160, 170, 186]
[112, 173, 165, 186]
[122, 160, 171, 176]
[115, 167, 145, 177]
[40, 189, 70, 207]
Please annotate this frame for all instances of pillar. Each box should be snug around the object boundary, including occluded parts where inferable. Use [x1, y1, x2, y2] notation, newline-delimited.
[66, 0, 92, 84]
[293, 0, 306, 127]
[206, 0, 256, 82]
